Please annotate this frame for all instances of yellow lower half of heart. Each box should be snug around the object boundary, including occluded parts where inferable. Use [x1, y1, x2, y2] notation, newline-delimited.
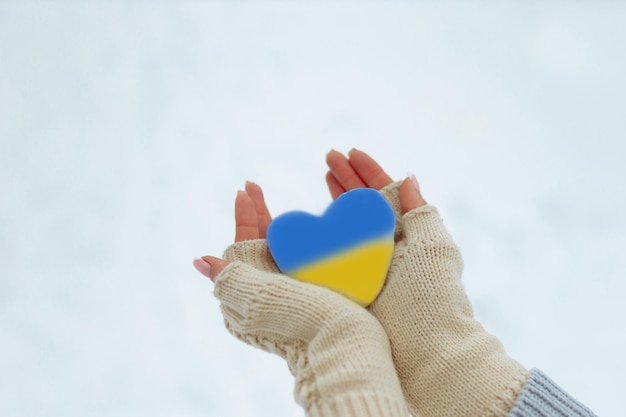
[288, 239, 394, 306]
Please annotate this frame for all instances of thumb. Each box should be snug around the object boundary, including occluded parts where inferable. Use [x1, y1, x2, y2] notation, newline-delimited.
[399, 175, 427, 214]
[193, 256, 230, 282]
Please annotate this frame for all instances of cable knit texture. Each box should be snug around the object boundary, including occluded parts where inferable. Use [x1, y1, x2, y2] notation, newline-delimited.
[216, 243, 410, 417]
[376, 182, 528, 417]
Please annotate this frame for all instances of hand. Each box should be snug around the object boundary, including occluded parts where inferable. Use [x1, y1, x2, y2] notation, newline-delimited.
[326, 149, 527, 417]
[193, 181, 272, 281]
[325, 148, 427, 213]
[195, 180, 410, 417]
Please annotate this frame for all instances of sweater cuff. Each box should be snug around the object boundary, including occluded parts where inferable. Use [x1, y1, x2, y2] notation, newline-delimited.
[307, 389, 409, 417]
[223, 239, 280, 273]
[401, 205, 456, 246]
[507, 369, 598, 417]
[379, 181, 404, 241]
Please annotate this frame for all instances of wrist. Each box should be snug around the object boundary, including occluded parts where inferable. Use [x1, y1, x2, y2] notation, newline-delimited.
[306, 389, 409, 417]
[298, 313, 409, 417]
[397, 320, 527, 417]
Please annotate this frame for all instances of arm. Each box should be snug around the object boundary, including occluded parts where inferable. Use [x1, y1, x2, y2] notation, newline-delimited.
[326, 148, 599, 417]
[195, 184, 410, 417]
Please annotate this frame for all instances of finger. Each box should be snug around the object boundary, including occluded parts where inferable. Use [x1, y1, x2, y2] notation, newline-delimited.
[347, 148, 394, 190]
[326, 149, 367, 190]
[325, 171, 346, 200]
[245, 181, 272, 238]
[235, 190, 259, 242]
[193, 256, 229, 282]
[399, 175, 427, 214]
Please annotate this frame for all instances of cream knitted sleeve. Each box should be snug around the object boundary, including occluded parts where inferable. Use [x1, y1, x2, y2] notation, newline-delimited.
[215, 240, 410, 417]
[375, 182, 528, 417]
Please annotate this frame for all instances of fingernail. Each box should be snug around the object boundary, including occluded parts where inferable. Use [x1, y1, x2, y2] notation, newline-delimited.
[409, 173, 421, 192]
[348, 147, 358, 155]
[193, 257, 212, 279]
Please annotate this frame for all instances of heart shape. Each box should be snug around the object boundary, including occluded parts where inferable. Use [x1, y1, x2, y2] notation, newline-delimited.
[266, 188, 396, 306]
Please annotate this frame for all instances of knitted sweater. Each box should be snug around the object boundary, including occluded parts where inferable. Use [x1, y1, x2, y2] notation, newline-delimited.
[214, 181, 598, 417]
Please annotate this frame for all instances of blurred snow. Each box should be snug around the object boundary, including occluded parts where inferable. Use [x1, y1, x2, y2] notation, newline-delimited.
[1, 2, 625, 416]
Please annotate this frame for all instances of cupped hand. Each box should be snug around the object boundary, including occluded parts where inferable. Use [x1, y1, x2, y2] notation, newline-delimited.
[195, 148, 425, 281]
[326, 148, 427, 214]
[193, 181, 272, 281]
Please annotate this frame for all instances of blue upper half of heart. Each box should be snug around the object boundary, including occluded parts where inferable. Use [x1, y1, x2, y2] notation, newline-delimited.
[266, 188, 396, 272]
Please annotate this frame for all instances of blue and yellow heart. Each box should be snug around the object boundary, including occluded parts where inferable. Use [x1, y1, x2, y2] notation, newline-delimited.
[266, 188, 396, 306]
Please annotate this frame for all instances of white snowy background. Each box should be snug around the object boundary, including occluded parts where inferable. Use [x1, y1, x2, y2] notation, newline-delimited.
[1, 2, 625, 416]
